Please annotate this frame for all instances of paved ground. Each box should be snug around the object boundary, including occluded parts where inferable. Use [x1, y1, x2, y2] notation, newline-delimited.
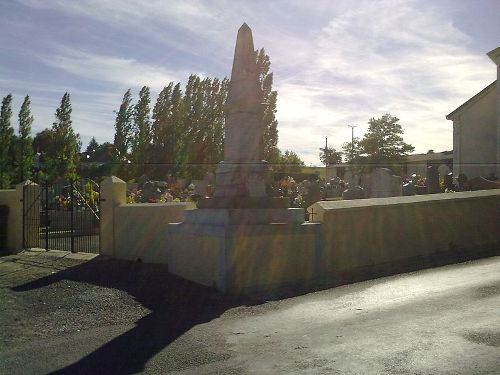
[0, 250, 499, 375]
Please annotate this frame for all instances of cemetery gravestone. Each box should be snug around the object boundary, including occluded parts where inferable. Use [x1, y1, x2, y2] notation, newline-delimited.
[367, 168, 402, 198]
[444, 172, 454, 191]
[342, 185, 366, 200]
[427, 165, 441, 194]
[192, 180, 209, 197]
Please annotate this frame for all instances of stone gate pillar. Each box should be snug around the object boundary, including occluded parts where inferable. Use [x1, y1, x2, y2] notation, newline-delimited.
[100, 176, 126, 256]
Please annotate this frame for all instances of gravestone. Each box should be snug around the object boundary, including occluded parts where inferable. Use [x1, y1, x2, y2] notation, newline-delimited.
[342, 185, 366, 200]
[192, 180, 209, 196]
[364, 168, 402, 198]
[438, 164, 451, 180]
[402, 181, 415, 196]
[444, 172, 454, 191]
[142, 181, 161, 202]
[427, 165, 440, 194]
[308, 180, 322, 204]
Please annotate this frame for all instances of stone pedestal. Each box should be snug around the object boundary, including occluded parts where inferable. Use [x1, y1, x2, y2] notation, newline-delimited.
[165, 216, 320, 294]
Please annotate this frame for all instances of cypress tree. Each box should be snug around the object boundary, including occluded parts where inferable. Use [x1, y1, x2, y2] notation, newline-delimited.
[47, 92, 80, 181]
[131, 86, 151, 178]
[150, 81, 191, 179]
[256, 49, 279, 163]
[113, 89, 134, 162]
[85, 137, 99, 161]
[170, 82, 188, 177]
[112, 89, 134, 180]
[17, 95, 34, 182]
[151, 83, 174, 178]
[0, 94, 14, 188]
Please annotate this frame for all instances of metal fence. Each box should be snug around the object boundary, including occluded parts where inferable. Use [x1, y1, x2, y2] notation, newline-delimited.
[23, 179, 100, 253]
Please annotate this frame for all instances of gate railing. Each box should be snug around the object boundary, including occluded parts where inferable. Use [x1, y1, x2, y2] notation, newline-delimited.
[23, 179, 100, 253]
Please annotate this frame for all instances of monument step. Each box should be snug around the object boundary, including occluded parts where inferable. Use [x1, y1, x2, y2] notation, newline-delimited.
[197, 196, 289, 209]
[183, 207, 304, 225]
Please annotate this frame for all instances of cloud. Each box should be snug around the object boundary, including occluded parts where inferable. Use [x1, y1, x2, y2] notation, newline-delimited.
[260, 0, 496, 164]
[38, 47, 187, 91]
[18, 0, 215, 28]
[9, 0, 499, 166]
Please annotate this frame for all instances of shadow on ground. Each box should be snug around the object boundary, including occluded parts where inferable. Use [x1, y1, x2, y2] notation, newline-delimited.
[10, 245, 500, 374]
[12, 257, 243, 375]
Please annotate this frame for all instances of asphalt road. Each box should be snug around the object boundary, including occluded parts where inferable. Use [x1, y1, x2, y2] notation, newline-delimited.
[0, 250, 499, 374]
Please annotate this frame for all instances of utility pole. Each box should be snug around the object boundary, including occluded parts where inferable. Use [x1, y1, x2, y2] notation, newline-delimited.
[325, 136, 328, 166]
[347, 125, 357, 183]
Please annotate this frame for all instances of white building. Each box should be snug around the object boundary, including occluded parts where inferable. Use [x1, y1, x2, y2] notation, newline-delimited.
[446, 47, 500, 179]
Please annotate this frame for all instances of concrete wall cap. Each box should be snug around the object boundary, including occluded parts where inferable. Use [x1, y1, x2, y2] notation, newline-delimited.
[311, 189, 500, 212]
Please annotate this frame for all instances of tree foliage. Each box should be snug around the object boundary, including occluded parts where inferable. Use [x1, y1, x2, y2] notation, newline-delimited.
[274, 149, 305, 173]
[46, 92, 80, 181]
[17, 95, 34, 182]
[0, 94, 14, 188]
[257, 48, 279, 162]
[319, 146, 342, 166]
[341, 137, 363, 165]
[130, 86, 152, 177]
[108, 50, 293, 181]
[359, 113, 414, 173]
[113, 89, 134, 160]
[149, 82, 188, 179]
[183, 75, 229, 178]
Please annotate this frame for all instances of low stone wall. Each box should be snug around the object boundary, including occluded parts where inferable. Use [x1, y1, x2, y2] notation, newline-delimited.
[102, 176, 500, 295]
[113, 202, 195, 262]
[0, 184, 33, 252]
[0, 190, 18, 251]
[309, 190, 500, 277]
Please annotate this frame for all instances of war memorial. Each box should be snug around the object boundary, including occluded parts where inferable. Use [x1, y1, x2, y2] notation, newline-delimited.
[158, 24, 499, 294]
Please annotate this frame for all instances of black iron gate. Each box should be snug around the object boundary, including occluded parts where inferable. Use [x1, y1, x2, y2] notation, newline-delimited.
[23, 179, 100, 253]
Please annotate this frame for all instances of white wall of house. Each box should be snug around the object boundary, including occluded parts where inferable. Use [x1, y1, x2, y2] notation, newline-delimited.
[451, 85, 497, 178]
[447, 47, 500, 179]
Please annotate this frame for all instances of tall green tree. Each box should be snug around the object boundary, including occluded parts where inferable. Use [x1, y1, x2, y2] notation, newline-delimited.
[319, 146, 343, 166]
[113, 89, 134, 161]
[85, 136, 99, 161]
[257, 48, 279, 162]
[150, 82, 188, 178]
[203, 77, 228, 166]
[359, 113, 414, 173]
[112, 89, 134, 180]
[47, 92, 80, 180]
[342, 137, 363, 164]
[17, 95, 34, 182]
[183, 75, 229, 178]
[0, 94, 14, 188]
[131, 86, 151, 177]
[341, 137, 365, 176]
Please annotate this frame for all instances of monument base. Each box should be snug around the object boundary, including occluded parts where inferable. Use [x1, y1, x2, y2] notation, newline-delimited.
[165, 217, 321, 294]
[213, 161, 271, 199]
[184, 207, 303, 225]
[197, 196, 289, 209]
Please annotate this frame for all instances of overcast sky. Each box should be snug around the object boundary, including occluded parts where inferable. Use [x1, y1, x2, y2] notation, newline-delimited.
[1, 0, 498, 165]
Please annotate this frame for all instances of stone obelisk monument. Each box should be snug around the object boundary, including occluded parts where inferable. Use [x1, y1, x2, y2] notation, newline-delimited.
[166, 24, 307, 294]
[199, 23, 287, 209]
